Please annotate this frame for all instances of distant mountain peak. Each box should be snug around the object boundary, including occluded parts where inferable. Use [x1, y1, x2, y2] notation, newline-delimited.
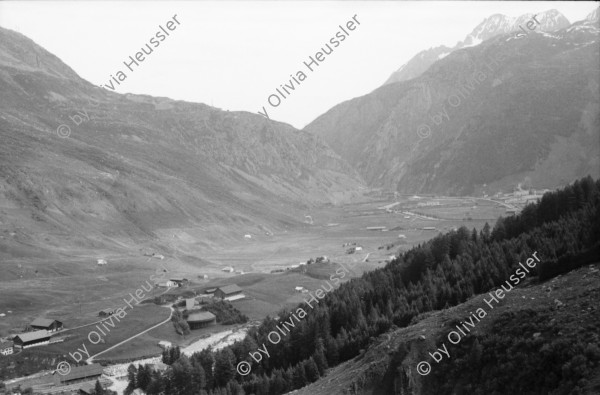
[384, 9, 570, 85]
[308, 15, 600, 195]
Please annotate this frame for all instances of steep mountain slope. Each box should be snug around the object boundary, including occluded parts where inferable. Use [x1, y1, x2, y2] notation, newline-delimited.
[306, 11, 600, 195]
[294, 263, 600, 395]
[0, 27, 363, 260]
[383, 9, 571, 85]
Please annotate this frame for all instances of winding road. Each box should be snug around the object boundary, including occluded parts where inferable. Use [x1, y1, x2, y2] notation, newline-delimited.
[86, 306, 174, 363]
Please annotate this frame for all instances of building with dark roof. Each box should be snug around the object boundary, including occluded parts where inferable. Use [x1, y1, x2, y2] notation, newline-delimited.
[13, 331, 51, 349]
[214, 284, 242, 299]
[59, 363, 104, 384]
[186, 311, 216, 329]
[170, 277, 189, 287]
[78, 382, 96, 395]
[30, 318, 63, 332]
[99, 308, 114, 317]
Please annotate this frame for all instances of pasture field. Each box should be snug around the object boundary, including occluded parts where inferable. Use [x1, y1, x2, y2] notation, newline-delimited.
[0, 195, 510, 363]
[43, 304, 170, 357]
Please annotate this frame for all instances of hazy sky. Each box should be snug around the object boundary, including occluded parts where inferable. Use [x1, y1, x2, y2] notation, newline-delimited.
[0, 1, 597, 128]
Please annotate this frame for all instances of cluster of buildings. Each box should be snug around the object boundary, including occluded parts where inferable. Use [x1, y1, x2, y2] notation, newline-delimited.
[172, 284, 246, 330]
[1, 318, 65, 355]
[221, 266, 245, 274]
[494, 188, 548, 209]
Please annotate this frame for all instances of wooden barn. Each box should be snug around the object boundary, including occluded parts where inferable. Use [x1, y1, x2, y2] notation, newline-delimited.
[214, 284, 242, 299]
[13, 331, 51, 349]
[58, 363, 104, 384]
[30, 318, 63, 332]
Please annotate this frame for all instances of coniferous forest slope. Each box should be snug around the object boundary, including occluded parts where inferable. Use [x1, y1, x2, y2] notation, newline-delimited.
[131, 177, 600, 394]
[305, 11, 600, 195]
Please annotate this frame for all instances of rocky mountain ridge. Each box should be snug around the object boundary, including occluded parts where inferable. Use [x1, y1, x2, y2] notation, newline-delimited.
[0, 26, 363, 259]
[306, 9, 600, 195]
[383, 9, 571, 85]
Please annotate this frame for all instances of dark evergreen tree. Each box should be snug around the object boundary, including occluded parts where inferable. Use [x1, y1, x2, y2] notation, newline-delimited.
[94, 379, 104, 395]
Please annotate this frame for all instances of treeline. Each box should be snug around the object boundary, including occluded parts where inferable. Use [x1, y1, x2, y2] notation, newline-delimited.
[127, 176, 600, 395]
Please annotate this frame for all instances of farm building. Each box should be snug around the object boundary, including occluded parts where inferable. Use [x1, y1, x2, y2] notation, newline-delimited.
[224, 294, 246, 302]
[158, 340, 172, 350]
[0, 340, 13, 355]
[156, 280, 176, 288]
[222, 267, 234, 273]
[30, 318, 63, 332]
[214, 284, 243, 299]
[186, 311, 216, 329]
[58, 363, 104, 384]
[79, 383, 96, 395]
[205, 288, 217, 294]
[295, 286, 305, 293]
[198, 274, 208, 279]
[170, 278, 189, 287]
[366, 226, 387, 231]
[99, 308, 114, 317]
[79, 380, 112, 395]
[423, 227, 437, 230]
[417, 201, 440, 207]
[97, 259, 107, 265]
[13, 331, 51, 349]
